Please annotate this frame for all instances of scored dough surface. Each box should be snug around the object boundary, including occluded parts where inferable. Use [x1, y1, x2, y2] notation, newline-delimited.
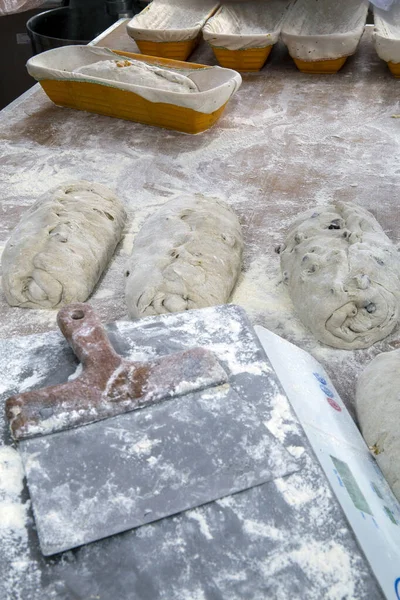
[125, 194, 243, 318]
[280, 201, 400, 349]
[1, 181, 126, 309]
[75, 59, 199, 93]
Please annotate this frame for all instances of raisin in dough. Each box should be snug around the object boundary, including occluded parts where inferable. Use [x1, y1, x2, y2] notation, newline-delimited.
[356, 350, 400, 501]
[125, 194, 243, 318]
[2, 181, 126, 309]
[280, 202, 400, 349]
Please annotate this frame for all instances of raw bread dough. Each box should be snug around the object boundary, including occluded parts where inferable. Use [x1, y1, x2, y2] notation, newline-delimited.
[1, 181, 126, 309]
[125, 194, 243, 318]
[356, 350, 400, 501]
[75, 59, 199, 93]
[280, 202, 400, 349]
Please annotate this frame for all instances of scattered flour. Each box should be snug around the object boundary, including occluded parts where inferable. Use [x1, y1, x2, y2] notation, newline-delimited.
[67, 362, 83, 381]
[187, 510, 214, 540]
[0, 447, 26, 513]
[242, 519, 285, 541]
[94, 288, 115, 300]
[264, 393, 302, 444]
[275, 464, 333, 510]
[259, 538, 356, 600]
[231, 257, 315, 346]
[286, 445, 305, 459]
[0, 446, 40, 600]
[131, 435, 160, 456]
[18, 371, 43, 393]
[177, 588, 207, 600]
[109, 431, 161, 458]
[214, 447, 370, 599]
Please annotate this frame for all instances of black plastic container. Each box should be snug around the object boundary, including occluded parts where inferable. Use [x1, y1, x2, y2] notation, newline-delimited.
[105, 0, 133, 16]
[26, 6, 117, 54]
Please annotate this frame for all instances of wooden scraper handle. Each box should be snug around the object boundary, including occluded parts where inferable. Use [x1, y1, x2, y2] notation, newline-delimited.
[6, 303, 228, 441]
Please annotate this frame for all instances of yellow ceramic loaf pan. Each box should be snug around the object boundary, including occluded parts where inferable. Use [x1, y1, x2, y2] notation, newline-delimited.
[134, 38, 200, 62]
[292, 57, 348, 74]
[387, 62, 400, 77]
[26, 46, 242, 134]
[211, 46, 273, 72]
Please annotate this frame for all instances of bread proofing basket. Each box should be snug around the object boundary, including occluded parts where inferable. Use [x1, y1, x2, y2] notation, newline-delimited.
[126, 0, 220, 61]
[203, 1, 293, 72]
[281, 0, 368, 74]
[373, 3, 400, 78]
[26, 46, 242, 134]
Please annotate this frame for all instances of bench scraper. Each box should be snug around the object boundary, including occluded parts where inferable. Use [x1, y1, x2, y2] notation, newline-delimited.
[5, 303, 299, 556]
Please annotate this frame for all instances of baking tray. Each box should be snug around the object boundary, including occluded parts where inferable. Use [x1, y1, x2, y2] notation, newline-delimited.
[26, 46, 242, 134]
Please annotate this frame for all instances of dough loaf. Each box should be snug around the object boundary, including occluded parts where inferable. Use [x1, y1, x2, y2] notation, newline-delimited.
[75, 59, 198, 93]
[2, 181, 126, 309]
[280, 202, 400, 349]
[356, 350, 400, 501]
[125, 194, 243, 318]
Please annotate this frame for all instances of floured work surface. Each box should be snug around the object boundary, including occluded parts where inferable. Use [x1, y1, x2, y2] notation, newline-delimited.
[1, 26, 399, 416]
[0, 306, 383, 598]
[0, 22, 398, 600]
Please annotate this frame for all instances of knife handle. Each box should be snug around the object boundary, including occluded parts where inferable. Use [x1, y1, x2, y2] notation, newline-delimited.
[57, 303, 120, 370]
[6, 304, 229, 441]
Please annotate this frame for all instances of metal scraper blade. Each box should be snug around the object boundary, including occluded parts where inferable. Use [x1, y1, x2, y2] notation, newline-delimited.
[6, 303, 300, 556]
[19, 382, 298, 556]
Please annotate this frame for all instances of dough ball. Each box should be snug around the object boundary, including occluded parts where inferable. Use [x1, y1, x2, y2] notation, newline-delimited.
[280, 202, 400, 349]
[1, 181, 127, 309]
[356, 350, 400, 501]
[125, 194, 243, 318]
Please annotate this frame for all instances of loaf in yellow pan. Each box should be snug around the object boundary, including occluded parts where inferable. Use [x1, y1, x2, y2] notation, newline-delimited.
[203, 0, 293, 72]
[26, 46, 242, 134]
[126, 0, 219, 61]
[281, 0, 368, 74]
[373, 3, 400, 78]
